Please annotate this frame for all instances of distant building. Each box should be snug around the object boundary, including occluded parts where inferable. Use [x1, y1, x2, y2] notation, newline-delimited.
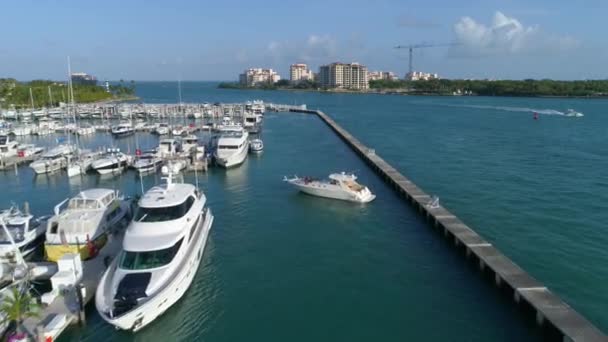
[71, 72, 97, 86]
[406, 71, 439, 81]
[318, 62, 368, 90]
[239, 68, 281, 87]
[368, 71, 397, 82]
[289, 63, 314, 83]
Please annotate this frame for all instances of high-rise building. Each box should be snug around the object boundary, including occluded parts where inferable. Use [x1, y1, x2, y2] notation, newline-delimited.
[239, 68, 281, 87]
[71, 72, 97, 86]
[318, 62, 368, 90]
[289, 63, 313, 83]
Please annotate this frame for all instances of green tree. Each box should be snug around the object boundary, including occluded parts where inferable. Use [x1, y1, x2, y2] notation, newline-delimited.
[0, 286, 40, 334]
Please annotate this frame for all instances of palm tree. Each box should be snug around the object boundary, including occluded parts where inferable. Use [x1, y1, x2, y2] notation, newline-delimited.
[0, 286, 40, 335]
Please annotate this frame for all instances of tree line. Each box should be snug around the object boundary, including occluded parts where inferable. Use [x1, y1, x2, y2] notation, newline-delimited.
[369, 79, 608, 97]
[0, 78, 136, 108]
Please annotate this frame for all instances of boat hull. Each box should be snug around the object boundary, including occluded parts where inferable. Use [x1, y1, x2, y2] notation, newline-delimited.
[289, 182, 376, 203]
[215, 141, 248, 168]
[97, 210, 214, 331]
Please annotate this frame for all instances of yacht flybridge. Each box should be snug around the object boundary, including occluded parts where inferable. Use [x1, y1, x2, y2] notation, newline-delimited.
[284, 172, 376, 203]
[96, 167, 214, 332]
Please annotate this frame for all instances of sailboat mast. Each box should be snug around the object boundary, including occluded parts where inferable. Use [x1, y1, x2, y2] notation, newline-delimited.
[48, 86, 54, 107]
[29, 88, 35, 109]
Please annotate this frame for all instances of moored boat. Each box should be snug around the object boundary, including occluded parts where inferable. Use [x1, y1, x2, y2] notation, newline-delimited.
[95, 168, 214, 332]
[44, 188, 132, 262]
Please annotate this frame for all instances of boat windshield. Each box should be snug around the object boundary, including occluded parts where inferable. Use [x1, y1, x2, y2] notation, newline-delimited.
[134, 196, 195, 222]
[68, 198, 100, 210]
[0, 136, 7, 144]
[0, 223, 26, 243]
[119, 238, 182, 270]
[218, 145, 238, 150]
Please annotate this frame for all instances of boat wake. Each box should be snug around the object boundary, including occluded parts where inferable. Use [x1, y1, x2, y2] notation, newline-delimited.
[449, 104, 567, 116]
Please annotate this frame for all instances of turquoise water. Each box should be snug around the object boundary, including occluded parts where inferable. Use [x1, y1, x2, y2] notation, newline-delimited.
[2, 82, 606, 341]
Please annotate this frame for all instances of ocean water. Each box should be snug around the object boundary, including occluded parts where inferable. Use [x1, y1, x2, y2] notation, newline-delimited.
[2, 81, 606, 341]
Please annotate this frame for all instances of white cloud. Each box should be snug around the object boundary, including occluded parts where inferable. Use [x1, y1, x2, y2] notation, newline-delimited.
[451, 11, 579, 57]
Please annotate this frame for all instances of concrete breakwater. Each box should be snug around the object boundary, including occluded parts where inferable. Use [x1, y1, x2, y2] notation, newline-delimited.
[291, 108, 607, 342]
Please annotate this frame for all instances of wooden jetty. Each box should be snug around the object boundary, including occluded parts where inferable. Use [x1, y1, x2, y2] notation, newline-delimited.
[290, 108, 607, 342]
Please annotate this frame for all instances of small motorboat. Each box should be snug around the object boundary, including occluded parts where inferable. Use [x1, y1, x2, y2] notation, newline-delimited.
[249, 138, 264, 153]
[91, 148, 130, 175]
[564, 109, 584, 117]
[133, 152, 163, 174]
[284, 172, 376, 203]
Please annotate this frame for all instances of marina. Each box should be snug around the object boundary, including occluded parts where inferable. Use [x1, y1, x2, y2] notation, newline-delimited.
[0, 85, 606, 342]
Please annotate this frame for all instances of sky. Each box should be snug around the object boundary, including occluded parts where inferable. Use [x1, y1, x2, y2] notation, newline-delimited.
[1, 0, 607, 81]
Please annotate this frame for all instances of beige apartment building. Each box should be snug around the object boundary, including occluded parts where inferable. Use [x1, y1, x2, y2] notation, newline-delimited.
[318, 62, 368, 90]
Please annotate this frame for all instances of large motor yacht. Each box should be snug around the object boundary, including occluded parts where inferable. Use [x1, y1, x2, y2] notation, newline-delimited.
[284, 172, 376, 203]
[96, 168, 214, 332]
[214, 125, 249, 168]
[45, 189, 132, 262]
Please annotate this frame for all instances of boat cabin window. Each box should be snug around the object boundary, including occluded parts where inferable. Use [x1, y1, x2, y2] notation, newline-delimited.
[119, 238, 183, 270]
[0, 223, 26, 243]
[134, 196, 195, 222]
[0, 136, 7, 144]
[68, 198, 100, 210]
[101, 193, 115, 207]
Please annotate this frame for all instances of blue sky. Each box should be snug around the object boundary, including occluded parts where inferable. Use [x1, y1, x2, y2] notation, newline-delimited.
[1, 0, 606, 81]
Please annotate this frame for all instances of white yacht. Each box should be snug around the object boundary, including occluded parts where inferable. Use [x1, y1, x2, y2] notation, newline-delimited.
[95, 169, 214, 332]
[67, 149, 103, 177]
[0, 206, 50, 260]
[284, 172, 376, 203]
[133, 153, 162, 174]
[158, 138, 181, 158]
[214, 125, 249, 168]
[11, 125, 33, 136]
[181, 135, 199, 154]
[249, 138, 263, 153]
[91, 148, 130, 175]
[154, 123, 170, 135]
[172, 125, 186, 136]
[111, 122, 135, 137]
[0, 135, 19, 159]
[29, 144, 75, 174]
[45, 188, 132, 262]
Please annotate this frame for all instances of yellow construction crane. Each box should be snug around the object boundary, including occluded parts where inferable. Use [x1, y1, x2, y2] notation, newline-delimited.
[394, 43, 458, 77]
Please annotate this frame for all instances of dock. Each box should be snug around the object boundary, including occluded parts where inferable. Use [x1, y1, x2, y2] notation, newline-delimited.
[291, 108, 607, 342]
[0, 155, 37, 171]
[22, 230, 124, 341]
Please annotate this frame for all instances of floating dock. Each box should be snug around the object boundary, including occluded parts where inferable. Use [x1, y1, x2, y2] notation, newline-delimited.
[291, 108, 607, 342]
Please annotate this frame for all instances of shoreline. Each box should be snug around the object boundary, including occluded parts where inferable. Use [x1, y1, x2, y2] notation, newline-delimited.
[218, 85, 608, 99]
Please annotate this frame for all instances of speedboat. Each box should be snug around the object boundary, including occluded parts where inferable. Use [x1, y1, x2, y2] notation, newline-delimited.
[249, 138, 263, 153]
[214, 125, 249, 168]
[95, 168, 214, 332]
[284, 172, 376, 203]
[133, 153, 162, 174]
[11, 125, 33, 136]
[172, 125, 186, 136]
[111, 122, 135, 137]
[91, 148, 130, 175]
[45, 188, 132, 262]
[67, 149, 103, 177]
[565, 109, 584, 117]
[0, 135, 19, 159]
[29, 144, 75, 174]
[0, 206, 50, 260]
